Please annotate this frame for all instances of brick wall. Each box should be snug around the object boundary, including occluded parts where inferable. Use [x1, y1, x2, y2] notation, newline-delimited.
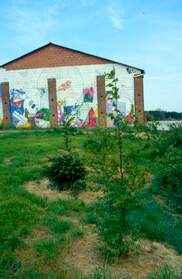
[3, 45, 110, 71]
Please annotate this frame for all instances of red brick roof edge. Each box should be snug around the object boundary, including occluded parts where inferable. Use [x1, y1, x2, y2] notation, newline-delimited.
[0, 42, 145, 74]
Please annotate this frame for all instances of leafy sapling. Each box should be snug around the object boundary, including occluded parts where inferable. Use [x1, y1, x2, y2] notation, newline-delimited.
[62, 110, 75, 152]
[96, 68, 145, 260]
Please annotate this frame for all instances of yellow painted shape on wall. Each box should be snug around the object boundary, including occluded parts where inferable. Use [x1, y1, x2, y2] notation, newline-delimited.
[16, 122, 32, 129]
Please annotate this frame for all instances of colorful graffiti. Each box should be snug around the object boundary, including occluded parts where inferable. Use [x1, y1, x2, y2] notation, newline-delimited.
[0, 81, 133, 129]
[57, 99, 65, 124]
[83, 86, 94, 103]
[113, 104, 135, 126]
[106, 92, 135, 126]
[106, 94, 126, 116]
[57, 100, 83, 127]
[58, 80, 71, 92]
[57, 98, 97, 127]
[56, 82, 97, 127]
[83, 108, 97, 127]
[64, 105, 80, 116]
[9, 88, 50, 128]
[125, 104, 135, 123]
[10, 89, 26, 126]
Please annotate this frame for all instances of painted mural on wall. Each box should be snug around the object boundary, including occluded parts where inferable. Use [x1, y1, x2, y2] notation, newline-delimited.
[106, 96, 126, 116]
[9, 88, 50, 128]
[0, 63, 136, 128]
[125, 104, 135, 123]
[57, 99, 97, 127]
[0, 84, 3, 127]
[83, 108, 97, 127]
[83, 86, 94, 103]
[106, 93, 135, 125]
[58, 80, 71, 92]
[57, 80, 98, 127]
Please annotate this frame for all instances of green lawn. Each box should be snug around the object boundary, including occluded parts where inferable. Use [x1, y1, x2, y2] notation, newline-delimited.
[0, 129, 181, 278]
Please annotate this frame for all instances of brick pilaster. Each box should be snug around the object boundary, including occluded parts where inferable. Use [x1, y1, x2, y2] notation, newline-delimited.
[134, 74, 145, 122]
[48, 79, 58, 127]
[1, 82, 11, 128]
[97, 76, 107, 127]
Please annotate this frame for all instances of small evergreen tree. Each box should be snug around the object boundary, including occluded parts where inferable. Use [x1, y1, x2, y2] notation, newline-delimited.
[45, 106, 86, 193]
[45, 154, 86, 192]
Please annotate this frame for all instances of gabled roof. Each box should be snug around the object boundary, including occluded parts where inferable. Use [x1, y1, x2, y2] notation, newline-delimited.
[1, 42, 145, 73]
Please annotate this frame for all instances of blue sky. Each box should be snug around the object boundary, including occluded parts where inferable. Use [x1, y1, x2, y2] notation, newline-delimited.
[0, 0, 182, 112]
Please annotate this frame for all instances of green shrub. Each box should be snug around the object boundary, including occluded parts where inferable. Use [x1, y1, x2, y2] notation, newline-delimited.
[148, 125, 182, 158]
[155, 147, 182, 212]
[164, 125, 182, 150]
[45, 154, 86, 191]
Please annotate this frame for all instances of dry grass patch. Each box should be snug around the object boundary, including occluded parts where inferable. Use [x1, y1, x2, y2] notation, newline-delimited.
[65, 231, 182, 279]
[25, 179, 103, 204]
[16, 226, 52, 266]
[25, 179, 70, 201]
[23, 226, 52, 243]
[78, 191, 103, 204]
[65, 230, 102, 276]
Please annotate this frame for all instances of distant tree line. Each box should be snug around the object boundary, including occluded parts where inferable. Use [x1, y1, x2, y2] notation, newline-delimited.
[145, 110, 182, 121]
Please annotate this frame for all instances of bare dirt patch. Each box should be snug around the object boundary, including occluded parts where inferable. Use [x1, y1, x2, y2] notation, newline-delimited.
[78, 191, 103, 204]
[65, 231, 102, 275]
[23, 226, 52, 243]
[25, 179, 103, 204]
[16, 226, 53, 267]
[25, 179, 70, 201]
[65, 232, 182, 278]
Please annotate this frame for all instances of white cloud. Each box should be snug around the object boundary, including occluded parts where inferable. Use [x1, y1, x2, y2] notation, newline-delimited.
[2, 0, 73, 48]
[108, 2, 124, 30]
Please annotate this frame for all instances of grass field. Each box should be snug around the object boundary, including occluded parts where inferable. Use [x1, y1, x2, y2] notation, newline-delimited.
[0, 129, 181, 278]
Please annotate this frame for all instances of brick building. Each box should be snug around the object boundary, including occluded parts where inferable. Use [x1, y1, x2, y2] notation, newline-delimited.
[0, 43, 145, 128]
